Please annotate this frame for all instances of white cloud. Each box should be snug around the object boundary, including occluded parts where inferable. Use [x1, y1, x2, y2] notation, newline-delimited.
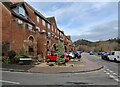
[71, 20, 118, 42]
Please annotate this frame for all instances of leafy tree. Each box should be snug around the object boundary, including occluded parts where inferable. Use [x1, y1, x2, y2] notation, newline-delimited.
[56, 43, 65, 65]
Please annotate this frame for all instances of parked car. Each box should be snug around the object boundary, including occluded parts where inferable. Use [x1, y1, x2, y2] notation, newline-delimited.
[89, 51, 94, 55]
[74, 51, 81, 58]
[66, 52, 75, 59]
[46, 53, 69, 62]
[108, 51, 120, 62]
[98, 52, 103, 55]
[101, 52, 109, 60]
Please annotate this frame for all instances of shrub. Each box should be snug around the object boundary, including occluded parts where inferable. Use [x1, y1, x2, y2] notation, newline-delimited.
[7, 50, 16, 59]
[2, 56, 10, 64]
[46, 58, 50, 62]
[7, 50, 16, 64]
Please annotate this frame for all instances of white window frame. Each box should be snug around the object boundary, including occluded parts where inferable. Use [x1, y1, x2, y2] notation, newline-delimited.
[48, 24, 50, 29]
[36, 26, 40, 32]
[52, 26, 54, 31]
[36, 16, 39, 23]
[28, 24, 33, 30]
[48, 32, 51, 37]
[42, 19, 45, 26]
[17, 19, 23, 25]
[55, 28, 57, 33]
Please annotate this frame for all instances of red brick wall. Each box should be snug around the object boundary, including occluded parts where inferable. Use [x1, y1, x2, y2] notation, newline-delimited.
[2, 4, 12, 43]
[37, 33, 47, 58]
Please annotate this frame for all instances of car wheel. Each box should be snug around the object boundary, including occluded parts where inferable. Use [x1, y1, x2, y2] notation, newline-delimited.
[114, 58, 117, 62]
[107, 57, 109, 61]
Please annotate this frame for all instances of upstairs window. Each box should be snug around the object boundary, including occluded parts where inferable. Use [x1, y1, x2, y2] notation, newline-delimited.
[60, 32, 63, 38]
[52, 26, 54, 32]
[36, 16, 39, 23]
[48, 24, 50, 29]
[19, 6, 25, 16]
[48, 32, 51, 37]
[17, 19, 23, 25]
[27, 24, 33, 30]
[42, 19, 45, 26]
[55, 28, 57, 33]
[36, 26, 40, 32]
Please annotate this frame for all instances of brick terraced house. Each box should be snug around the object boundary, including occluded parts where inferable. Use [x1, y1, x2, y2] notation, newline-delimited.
[1, 0, 76, 60]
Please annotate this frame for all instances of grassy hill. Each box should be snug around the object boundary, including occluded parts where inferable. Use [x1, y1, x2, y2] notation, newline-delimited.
[73, 38, 120, 52]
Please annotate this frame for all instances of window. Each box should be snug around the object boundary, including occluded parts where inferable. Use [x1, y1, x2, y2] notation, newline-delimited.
[48, 32, 51, 37]
[27, 24, 33, 30]
[17, 19, 23, 25]
[42, 19, 45, 26]
[48, 24, 50, 29]
[55, 28, 57, 33]
[111, 52, 115, 55]
[36, 16, 39, 23]
[19, 6, 25, 16]
[36, 26, 40, 32]
[42, 29, 46, 32]
[52, 26, 54, 31]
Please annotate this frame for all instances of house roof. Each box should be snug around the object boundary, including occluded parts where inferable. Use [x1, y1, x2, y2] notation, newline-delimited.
[2, 2, 35, 25]
[46, 17, 54, 23]
[24, 2, 51, 24]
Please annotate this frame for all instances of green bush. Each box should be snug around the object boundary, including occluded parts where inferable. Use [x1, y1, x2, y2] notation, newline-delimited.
[2, 56, 10, 64]
[19, 54, 29, 58]
[57, 57, 65, 65]
[46, 58, 50, 62]
[7, 50, 16, 59]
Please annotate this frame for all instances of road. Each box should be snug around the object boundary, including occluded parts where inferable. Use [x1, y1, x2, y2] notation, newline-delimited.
[1, 53, 119, 86]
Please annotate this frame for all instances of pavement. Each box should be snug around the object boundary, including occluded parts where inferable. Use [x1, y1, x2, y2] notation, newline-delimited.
[1, 57, 104, 73]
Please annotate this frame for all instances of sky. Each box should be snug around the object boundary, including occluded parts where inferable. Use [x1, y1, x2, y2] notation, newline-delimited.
[24, 0, 118, 42]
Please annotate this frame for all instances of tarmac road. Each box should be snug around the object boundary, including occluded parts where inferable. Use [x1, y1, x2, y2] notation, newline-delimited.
[1, 53, 119, 86]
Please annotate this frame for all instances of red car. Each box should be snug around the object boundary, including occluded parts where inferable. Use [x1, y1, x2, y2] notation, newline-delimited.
[46, 53, 69, 62]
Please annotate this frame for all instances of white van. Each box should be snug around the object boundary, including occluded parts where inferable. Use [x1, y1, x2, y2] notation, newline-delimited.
[108, 51, 120, 62]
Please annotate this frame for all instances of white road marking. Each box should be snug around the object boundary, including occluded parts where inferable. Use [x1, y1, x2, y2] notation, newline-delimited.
[109, 70, 113, 73]
[103, 70, 107, 73]
[114, 78, 119, 82]
[109, 75, 115, 79]
[0, 80, 20, 84]
[106, 72, 110, 75]
[113, 73, 117, 76]
[106, 69, 110, 71]
[104, 68, 119, 82]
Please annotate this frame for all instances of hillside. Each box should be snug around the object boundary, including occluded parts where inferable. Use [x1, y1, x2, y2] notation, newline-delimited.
[73, 38, 120, 52]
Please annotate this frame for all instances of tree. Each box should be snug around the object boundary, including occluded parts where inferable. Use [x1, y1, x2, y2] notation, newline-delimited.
[56, 43, 65, 56]
[56, 43, 65, 65]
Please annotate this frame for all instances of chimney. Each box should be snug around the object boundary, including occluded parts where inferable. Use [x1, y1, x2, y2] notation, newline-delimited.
[10, 0, 24, 4]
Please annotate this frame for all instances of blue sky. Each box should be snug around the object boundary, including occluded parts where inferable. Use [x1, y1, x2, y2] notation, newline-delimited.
[24, 0, 118, 42]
